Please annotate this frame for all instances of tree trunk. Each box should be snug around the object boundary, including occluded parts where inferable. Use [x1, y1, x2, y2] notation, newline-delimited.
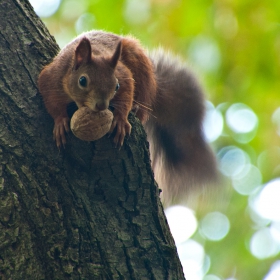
[0, 0, 185, 279]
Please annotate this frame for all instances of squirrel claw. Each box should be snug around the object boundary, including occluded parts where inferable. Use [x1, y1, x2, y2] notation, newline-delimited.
[109, 116, 131, 147]
[53, 117, 70, 149]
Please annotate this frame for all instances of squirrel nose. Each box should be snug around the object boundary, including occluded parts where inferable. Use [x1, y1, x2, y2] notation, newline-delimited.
[96, 101, 108, 111]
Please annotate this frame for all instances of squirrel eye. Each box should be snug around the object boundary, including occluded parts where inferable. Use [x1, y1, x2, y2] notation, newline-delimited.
[115, 83, 120, 92]
[79, 76, 87, 87]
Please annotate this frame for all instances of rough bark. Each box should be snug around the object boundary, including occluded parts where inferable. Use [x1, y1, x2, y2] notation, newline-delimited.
[0, 0, 185, 279]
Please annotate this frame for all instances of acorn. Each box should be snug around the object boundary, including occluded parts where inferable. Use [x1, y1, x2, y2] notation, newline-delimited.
[70, 107, 113, 141]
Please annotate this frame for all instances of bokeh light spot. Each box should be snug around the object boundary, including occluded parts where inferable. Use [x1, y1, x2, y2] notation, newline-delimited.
[226, 103, 258, 134]
[250, 228, 280, 259]
[75, 13, 96, 34]
[253, 178, 280, 221]
[188, 36, 221, 73]
[203, 101, 224, 142]
[218, 146, 250, 178]
[177, 240, 205, 280]
[200, 212, 230, 241]
[30, 0, 61, 18]
[232, 164, 262, 195]
[165, 205, 197, 244]
[264, 261, 280, 280]
[270, 221, 280, 244]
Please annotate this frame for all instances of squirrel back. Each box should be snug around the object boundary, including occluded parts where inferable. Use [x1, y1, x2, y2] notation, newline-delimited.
[145, 49, 218, 205]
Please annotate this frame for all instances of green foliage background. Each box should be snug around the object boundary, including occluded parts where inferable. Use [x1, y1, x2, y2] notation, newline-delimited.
[38, 0, 280, 279]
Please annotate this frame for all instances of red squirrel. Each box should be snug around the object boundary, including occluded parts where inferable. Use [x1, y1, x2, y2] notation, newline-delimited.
[38, 30, 217, 204]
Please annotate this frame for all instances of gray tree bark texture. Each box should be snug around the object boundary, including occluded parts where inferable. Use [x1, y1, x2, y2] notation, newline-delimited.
[0, 0, 185, 279]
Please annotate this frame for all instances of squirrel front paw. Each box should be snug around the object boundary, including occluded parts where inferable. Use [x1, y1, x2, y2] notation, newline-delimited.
[109, 115, 131, 147]
[53, 116, 70, 148]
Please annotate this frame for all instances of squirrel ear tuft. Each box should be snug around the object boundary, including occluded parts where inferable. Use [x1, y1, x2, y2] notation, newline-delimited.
[74, 37, 92, 70]
[109, 40, 122, 69]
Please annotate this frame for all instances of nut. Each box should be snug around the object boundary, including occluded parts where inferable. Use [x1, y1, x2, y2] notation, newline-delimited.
[70, 107, 113, 141]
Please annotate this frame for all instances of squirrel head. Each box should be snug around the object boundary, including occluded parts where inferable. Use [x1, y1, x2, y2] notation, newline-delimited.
[64, 37, 122, 111]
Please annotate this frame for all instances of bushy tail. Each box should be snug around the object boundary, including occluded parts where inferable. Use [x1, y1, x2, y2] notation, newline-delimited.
[145, 49, 218, 206]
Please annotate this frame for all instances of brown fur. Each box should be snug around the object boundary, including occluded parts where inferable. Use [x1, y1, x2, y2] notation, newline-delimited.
[38, 31, 156, 147]
[38, 31, 217, 204]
